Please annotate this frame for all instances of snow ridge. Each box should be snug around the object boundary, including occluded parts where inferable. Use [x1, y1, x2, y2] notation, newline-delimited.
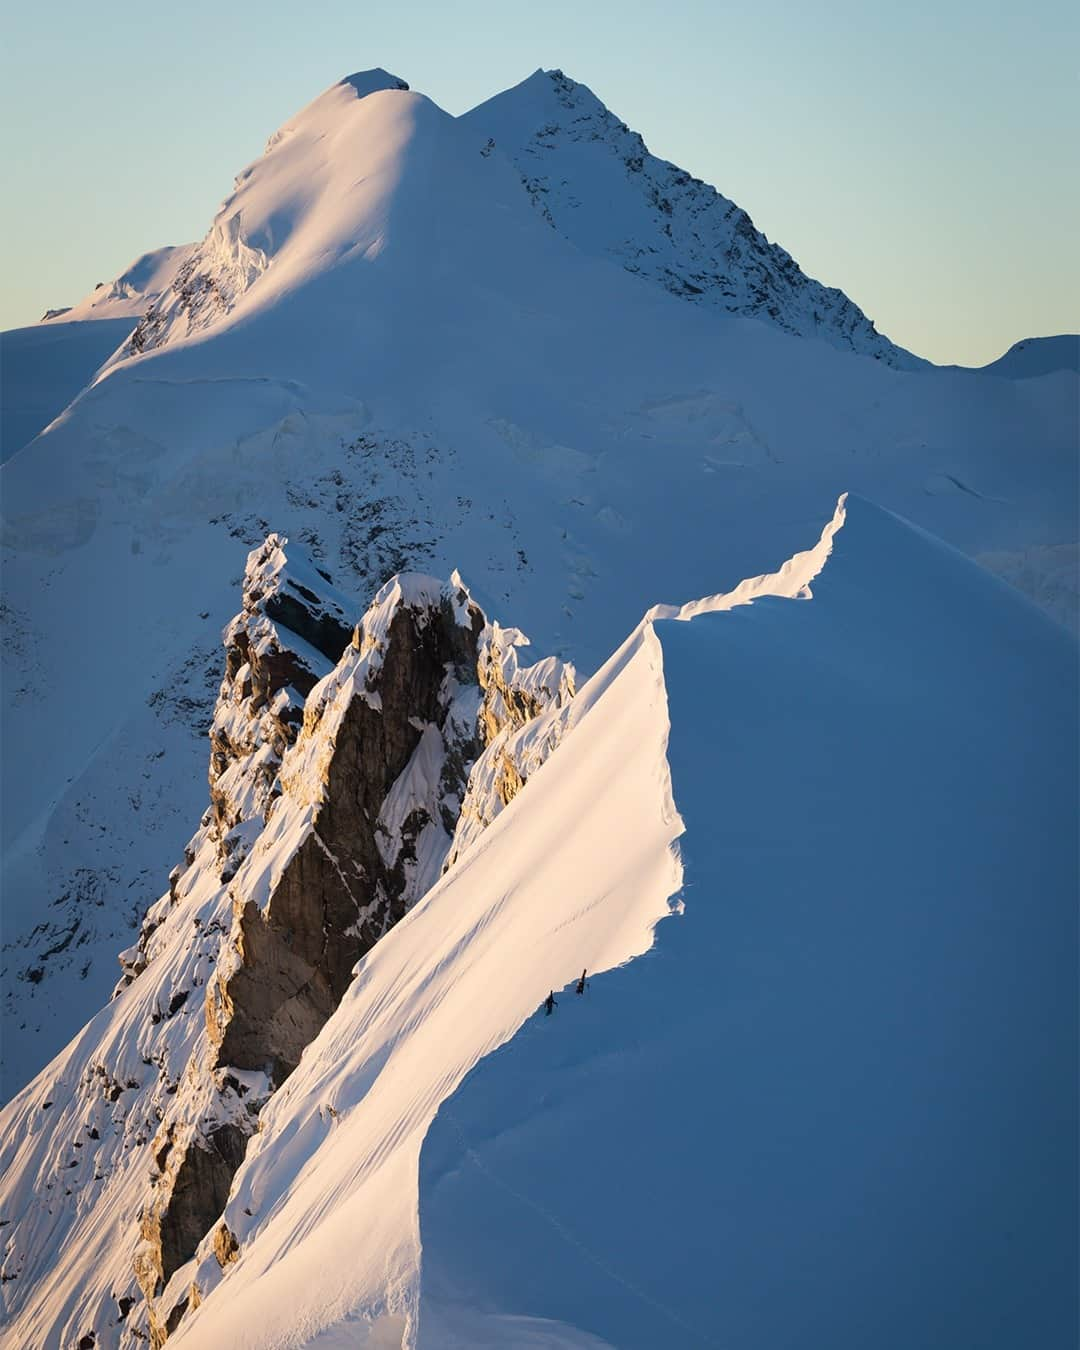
[161, 499, 849, 1350]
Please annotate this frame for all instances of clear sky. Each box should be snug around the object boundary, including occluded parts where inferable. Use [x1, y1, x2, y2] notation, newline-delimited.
[1, 0, 1075, 364]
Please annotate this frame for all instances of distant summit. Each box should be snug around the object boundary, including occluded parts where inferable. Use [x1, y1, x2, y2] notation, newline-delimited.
[462, 68, 915, 365]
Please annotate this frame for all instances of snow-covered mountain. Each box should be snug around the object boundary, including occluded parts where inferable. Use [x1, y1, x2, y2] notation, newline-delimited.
[41, 245, 197, 326]
[0, 61, 1076, 1350]
[2, 64, 1075, 1104]
[462, 69, 913, 365]
[1, 497, 1075, 1350]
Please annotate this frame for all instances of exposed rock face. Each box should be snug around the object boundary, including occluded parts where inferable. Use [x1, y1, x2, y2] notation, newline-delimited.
[0, 536, 572, 1349]
[137, 570, 504, 1330]
[207, 533, 353, 862]
[116, 537, 354, 993]
[131, 538, 362, 1317]
[446, 621, 576, 868]
[206, 576, 486, 1084]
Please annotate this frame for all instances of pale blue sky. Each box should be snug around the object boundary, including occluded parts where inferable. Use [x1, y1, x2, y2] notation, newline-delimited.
[1, 0, 1076, 364]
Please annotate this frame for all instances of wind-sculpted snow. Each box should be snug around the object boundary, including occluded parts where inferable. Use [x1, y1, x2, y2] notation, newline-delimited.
[2, 498, 1075, 1348]
[116, 498, 846, 1349]
[417, 498, 1078, 1350]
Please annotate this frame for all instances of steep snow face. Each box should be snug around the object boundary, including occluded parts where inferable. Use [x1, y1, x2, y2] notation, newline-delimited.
[1, 500, 1075, 1349]
[108, 494, 1070, 1350]
[2, 66, 1076, 1100]
[462, 69, 911, 366]
[417, 498, 1078, 1350]
[128, 500, 845, 1349]
[44, 245, 197, 325]
[123, 73, 411, 358]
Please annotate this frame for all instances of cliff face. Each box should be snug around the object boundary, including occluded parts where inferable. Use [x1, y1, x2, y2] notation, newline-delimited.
[137, 568, 492, 1336]
[0, 538, 572, 1350]
[204, 573, 486, 1085]
[446, 621, 576, 870]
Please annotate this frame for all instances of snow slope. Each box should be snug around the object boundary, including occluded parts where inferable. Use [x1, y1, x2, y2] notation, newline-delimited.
[42, 245, 196, 325]
[2, 67, 1076, 1098]
[418, 498, 1079, 1349]
[159, 497, 1071, 1349]
[1, 496, 1074, 1348]
[0, 320, 133, 460]
[2, 247, 195, 460]
[461, 70, 913, 366]
[977, 333, 1080, 379]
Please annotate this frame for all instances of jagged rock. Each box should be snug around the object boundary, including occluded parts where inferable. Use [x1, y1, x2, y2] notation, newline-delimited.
[114, 538, 355, 998]
[0, 540, 573, 1347]
[207, 575, 486, 1083]
[206, 534, 354, 863]
[212, 1222, 239, 1269]
[137, 1119, 248, 1298]
[445, 622, 576, 869]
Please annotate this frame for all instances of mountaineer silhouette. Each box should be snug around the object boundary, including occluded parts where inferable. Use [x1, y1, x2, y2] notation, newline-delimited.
[544, 990, 557, 1016]
[576, 969, 587, 995]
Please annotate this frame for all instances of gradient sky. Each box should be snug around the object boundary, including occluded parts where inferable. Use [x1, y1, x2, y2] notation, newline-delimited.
[2, 0, 1076, 364]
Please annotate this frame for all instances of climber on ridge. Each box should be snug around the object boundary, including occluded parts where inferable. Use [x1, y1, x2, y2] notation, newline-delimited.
[544, 990, 557, 1016]
[576, 969, 587, 995]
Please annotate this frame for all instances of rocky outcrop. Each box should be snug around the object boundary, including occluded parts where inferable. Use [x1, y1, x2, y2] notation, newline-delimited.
[116, 537, 355, 995]
[137, 571, 496, 1325]
[205, 574, 486, 1083]
[446, 621, 576, 869]
[0, 536, 572, 1350]
[206, 534, 354, 871]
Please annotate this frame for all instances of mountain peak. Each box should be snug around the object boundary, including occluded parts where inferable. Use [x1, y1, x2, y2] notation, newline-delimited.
[463, 69, 913, 364]
[338, 69, 410, 99]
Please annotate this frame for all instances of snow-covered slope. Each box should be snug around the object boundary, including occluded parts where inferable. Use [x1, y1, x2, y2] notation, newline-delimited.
[5, 495, 1071, 1349]
[161, 496, 1080, 1350]
[2, 247, 196, 460]
[2, 67, 1076, 1103]
[0, 320, 133, 461]
[977, 333, 1079, 379]
[462, 69, 913, 366]
[41, 245, 196, 325]
[418, 497, 1078, 1350]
